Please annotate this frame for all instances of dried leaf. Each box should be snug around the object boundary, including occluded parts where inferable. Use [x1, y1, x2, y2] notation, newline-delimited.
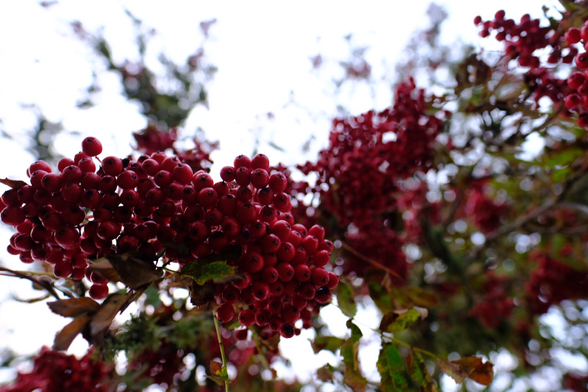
[86, 258, 121, 282]
[316, 364, 335, 382]
[187, 280, 216, 308]
[0, 178, 27, 189]
[53, 316, 90, 351]
[48, 297, 100, 317]
[100, 254, 162, 289]
[469, 361, 494, 385]
[207, 360, 228, 387]
[437, 358, 468, 384]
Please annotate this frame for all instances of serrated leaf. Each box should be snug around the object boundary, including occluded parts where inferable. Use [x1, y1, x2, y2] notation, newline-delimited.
[377, 343, 409, 391]
[380, 308, 421, 333]
[336, 282, 357, 317]
[437, 358, 468, 384]
[311, 335, 346, 354]
[48, 297, 100, 317]
[53, 316, 90, 351]
[181, 260, 237, 285]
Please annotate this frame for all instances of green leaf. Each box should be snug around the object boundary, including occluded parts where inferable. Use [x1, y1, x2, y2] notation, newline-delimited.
[377, 343, 409, 391]
[380, 308, 421, 333]
[552, 167, 571, 182]
[544, 147, 582, 168]
[311, 335, 346, 354]
[336, 282, 357, 317]
[341, 321, 367, 392]
[368, 281, 392, 311]
[181, 260, 237, 285]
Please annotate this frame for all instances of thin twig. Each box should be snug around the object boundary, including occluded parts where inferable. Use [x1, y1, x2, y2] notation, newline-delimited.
[213, 314, 230, 392]
[340, 242, 404, 281]
[0, 266, 61, 300]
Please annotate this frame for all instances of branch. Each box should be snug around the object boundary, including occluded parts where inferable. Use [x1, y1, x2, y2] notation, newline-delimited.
[469, 154, 588, 261]
[0, 266, 61, 300]
[340, 242, 404, 281]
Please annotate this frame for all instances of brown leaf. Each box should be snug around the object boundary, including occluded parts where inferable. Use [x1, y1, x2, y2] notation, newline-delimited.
[379, 311, 399, 332]
[210, 360, 223, 375]
[468, 361, 494, 386]
[89, 293, 127, 336]
[437, 358, 468, 384]
[98, 254, 162, 289]
[53, 316, 90, 351]
[48, 298, 100, 317]
[187, 280, 216, 307]
[316, 365, 334, 382]
[86, 259, 121, 283]
[0, 178, 27, 189]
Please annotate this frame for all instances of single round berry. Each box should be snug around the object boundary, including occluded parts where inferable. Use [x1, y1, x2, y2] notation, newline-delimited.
[81, 137, 103, 156]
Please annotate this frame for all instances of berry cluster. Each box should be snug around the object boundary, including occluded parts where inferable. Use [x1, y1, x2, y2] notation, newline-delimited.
[526, 251, 588, 315]
[475, 10, 588, 128]
[299, 79, 446, 226]
[0, 137, 338, 336]
[133, 124, 218, 172]
[0, 347, 110, 392]
[296, 80, 446, 277]
[465, 187, 507, 234]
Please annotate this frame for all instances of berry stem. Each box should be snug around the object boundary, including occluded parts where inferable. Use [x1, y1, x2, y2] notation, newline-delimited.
[213, 312, 230, 392]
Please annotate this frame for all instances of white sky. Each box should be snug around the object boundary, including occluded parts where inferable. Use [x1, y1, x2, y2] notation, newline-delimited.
[0, 0, 569, 389]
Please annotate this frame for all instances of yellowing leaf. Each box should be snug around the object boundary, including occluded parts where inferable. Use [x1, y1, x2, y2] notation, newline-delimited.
[380, 308, 421, 333]
[181, 260, 237, 285]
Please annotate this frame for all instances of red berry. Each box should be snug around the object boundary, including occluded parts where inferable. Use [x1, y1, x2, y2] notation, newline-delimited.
[565, 27, 582, 44]
[102, 156, 123, 176]
[268, 173, 287, 193]
[216, 304, 235, 323]
[81, 137, 103, 156]
[234, 155, 251, 169]
[238, 309, 256, 326]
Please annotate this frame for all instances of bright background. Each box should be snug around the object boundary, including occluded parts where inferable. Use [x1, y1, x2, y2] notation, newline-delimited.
[0, 1, 577, 391]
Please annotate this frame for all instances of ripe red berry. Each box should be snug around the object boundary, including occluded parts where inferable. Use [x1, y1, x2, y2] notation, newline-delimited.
[102, 156, 124, 176]
[81, 137, 103, 156]
[238, 309, 256, 326]
[216, 304, 235, 323]
[565, 27, 582, 44]
[268, 173, 287, 193]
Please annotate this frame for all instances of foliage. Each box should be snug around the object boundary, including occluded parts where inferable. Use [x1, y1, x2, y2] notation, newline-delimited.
[2, 1, 588, 392]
